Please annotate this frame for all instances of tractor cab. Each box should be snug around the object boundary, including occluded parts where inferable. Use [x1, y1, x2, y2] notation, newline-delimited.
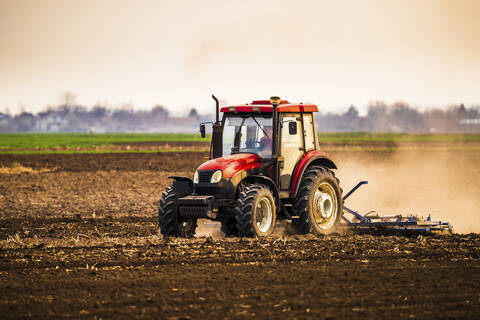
[159, 96, 342, 238]
[199, 99, 324, 192]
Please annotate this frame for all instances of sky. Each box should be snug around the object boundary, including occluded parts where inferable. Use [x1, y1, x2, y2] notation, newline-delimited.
[0, 0, 479, 115]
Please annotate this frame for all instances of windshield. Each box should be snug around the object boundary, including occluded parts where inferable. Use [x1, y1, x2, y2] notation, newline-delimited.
[223, 115, 272, 158]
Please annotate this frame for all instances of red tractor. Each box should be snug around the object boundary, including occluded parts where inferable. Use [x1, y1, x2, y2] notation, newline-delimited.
[158, 96, 342, 237]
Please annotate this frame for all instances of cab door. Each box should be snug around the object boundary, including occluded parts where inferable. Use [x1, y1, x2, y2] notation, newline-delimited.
[279, 113, 303, 191]
[303, 113, 316, 151]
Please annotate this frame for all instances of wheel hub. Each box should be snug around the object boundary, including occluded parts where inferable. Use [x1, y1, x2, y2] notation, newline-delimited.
[256, 197, 273, 233]
[315, 192, 333, 218]
[312, 182, 338, 230]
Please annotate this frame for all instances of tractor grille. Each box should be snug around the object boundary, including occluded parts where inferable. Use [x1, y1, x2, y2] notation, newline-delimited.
[198, 170, 214, 183]
[195, 185, 221, 195]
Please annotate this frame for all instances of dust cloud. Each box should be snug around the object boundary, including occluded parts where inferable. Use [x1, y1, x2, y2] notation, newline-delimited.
[195, 221, 225, 238]
[334, 148, 480, 234]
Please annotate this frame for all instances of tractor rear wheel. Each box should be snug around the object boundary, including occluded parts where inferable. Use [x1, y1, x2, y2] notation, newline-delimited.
[293, 167, 342, 235]
[235, 184, 276, 237]
[158, 186, 197, 238]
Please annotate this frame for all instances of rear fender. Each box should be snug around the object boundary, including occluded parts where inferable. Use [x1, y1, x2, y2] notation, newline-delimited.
[239, 175, 280, 211]
[290, 152, 337, 198]
[168, 176, 194, 196]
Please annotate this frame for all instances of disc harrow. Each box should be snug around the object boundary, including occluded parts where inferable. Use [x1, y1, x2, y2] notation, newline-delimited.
[342, 181, 453, 235]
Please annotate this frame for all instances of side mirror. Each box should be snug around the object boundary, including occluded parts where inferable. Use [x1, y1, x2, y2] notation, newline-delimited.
[200, 124, 206, 138]
[288, 121, 297, 135]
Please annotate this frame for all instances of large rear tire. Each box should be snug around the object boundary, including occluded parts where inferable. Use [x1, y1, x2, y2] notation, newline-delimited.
[158, 186, 197, 238]
[293, 167, 342, 235]
[235, 184, 276, 237]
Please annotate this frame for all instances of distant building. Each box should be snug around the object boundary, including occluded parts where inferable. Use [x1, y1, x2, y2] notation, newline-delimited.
[458, 118, 480, 125]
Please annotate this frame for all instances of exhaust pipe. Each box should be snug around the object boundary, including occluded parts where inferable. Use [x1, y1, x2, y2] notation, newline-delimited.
[212, 94, 219, 123]
[211, 94, 222, 159]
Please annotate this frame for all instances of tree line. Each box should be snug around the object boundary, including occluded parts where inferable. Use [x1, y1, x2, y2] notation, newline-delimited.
[0, 101, 479, 133]
[316, 101, 479, 133]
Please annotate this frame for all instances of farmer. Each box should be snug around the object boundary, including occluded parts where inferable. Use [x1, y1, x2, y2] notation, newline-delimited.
[259, 126, 273, 157]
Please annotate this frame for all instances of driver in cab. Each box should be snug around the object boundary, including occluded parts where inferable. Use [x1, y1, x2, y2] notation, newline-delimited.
[258, 126, 272, 158]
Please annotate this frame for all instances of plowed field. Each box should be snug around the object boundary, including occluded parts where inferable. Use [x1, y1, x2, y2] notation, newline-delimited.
[1, 151, 479, 319]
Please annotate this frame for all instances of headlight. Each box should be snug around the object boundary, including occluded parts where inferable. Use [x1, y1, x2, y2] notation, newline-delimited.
[193, 171, 199, 184]
[210, 170, 222, 183]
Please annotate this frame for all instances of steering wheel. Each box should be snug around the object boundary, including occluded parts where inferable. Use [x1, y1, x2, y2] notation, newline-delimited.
[246, 141, 262, 149]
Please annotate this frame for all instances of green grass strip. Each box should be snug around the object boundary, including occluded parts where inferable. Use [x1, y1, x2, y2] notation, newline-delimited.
[1, 132, 479, 154]
[0, 133, 208, 150]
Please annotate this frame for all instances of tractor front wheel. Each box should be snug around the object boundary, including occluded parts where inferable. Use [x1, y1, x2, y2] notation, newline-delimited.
[293, 167, 343, 235]
[235, 184, 276, 237]
[158, 186, 197, 238]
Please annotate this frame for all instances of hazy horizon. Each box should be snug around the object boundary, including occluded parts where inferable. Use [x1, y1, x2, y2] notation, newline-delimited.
[1, 0, 479, 116]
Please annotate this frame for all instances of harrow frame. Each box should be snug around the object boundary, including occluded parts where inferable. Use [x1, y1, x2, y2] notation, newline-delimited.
[342, 181, 453, 234]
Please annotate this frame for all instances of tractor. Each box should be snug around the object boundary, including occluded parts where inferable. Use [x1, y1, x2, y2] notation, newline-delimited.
[158, 96, 342, 237]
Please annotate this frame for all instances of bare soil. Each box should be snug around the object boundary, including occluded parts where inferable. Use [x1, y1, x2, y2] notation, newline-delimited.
[0, 152, 207, 172]
[1, 152, 479, 319]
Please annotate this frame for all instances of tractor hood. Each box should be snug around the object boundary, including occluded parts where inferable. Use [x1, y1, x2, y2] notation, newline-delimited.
[196, 153, 260, 179]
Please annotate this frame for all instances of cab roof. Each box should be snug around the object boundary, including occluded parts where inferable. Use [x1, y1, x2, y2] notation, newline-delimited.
[220, 100, 318, 113]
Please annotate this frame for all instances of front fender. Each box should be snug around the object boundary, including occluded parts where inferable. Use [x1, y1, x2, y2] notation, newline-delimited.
[168, 176, 193, 196]
[239, 175, 280, 211]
